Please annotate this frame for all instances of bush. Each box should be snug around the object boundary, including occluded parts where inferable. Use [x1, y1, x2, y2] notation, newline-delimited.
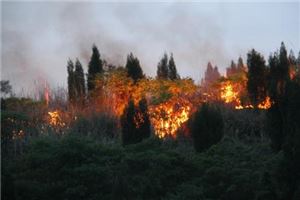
[69, 113, 119, 140]
[190, 103, 224, 152]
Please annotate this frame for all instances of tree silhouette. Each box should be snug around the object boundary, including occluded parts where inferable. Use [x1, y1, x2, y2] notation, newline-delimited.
[190, 103, 224, 152]
[87, 45, 103, 94]
[157, 53, 169, 79]
[168, 53, 180, 80]
[74, 59, 86, 105]
[125, 53, 144, 83]
[67, 59, 76, 104]
[247, 49, 267, 107]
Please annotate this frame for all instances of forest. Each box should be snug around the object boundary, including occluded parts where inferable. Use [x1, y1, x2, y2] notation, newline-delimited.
[1, 42, 300, 200]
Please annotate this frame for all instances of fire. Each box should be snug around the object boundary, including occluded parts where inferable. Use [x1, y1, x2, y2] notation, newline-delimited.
[48, 110, 65, 127]
[149, 101, 191, 138]
[220, 81, 239, 103]
[257, 96, 272, 109]
[220, 81, 272, 110]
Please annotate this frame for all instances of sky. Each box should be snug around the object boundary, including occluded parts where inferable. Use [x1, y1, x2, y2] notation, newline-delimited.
[1, 0, 300, 95]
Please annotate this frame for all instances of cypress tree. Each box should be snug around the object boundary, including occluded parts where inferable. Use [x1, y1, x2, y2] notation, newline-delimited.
[74, 59, 86, 105]
[67, 59, 76, 104]
[168, 53, 180, 80]
[87, 45, 103, 94]
[157, 53, 169, 79]
[121, 99, 137, 146]
[190, 103, 224, 152]
[121, 98, 151, 146]
[247, 49, 267, 107]
[125, 53, 144, 82]
[138, 97, 151, 140]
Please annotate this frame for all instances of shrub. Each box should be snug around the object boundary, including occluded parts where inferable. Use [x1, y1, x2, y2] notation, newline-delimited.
[190, 103, 224, 152]
[69, 113, 119, 140]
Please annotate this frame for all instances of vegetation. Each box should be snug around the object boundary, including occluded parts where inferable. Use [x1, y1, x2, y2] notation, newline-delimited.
[190, 103, 224, 152]
[2, 42, 300, 200]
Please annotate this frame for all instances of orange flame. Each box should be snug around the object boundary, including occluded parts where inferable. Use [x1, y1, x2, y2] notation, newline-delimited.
[48, 110, 65, 127]
[149, 101, 190, 138]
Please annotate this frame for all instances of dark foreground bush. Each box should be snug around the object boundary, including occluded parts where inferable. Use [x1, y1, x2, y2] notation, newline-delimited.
[2, 135, 283, 200]
[190, 103, 224, 152]
[69, 113, 119, 140]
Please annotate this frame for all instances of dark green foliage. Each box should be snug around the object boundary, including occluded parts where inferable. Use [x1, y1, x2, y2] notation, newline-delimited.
[74, 59, 86, 105]
[168, 53, 180, 80]
[157, 53, 169, 79]
[121, 100, 137, 145]
[190, 103, 224, 152]
[87, 45, 103, 93]
[2, 135, 282, 200]
[247, 49, 267, 107]
[69, 113, 119, 140]
[137, 97, 151, 139]
[67, 59, 76, 104]
[121, 98, 151, 146]
[125, 53, 144, 82]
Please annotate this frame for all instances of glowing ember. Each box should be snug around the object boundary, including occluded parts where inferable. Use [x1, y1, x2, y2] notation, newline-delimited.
[149, 101, 191, 138]
[48, 110, 65, 127]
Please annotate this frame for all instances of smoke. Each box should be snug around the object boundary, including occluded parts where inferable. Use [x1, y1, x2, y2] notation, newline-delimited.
[2, 2, 230, 95]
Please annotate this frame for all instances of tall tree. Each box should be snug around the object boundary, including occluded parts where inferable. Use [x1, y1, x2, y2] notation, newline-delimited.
[137, 97, 151, 140]
[237, 56, 245, 71]
[74, 59, 86, 105]
[168, 53, 180, 80]
[87, 45, 103, 93]
[190, 103, 224, 152]
[121, 99, 137, 146]
[67, 59, 76, 104]
[121, 98, 151, 146]
[247, 49, 267, 107]
[157, 53, 169, 79]
[125, 53, 144, 82]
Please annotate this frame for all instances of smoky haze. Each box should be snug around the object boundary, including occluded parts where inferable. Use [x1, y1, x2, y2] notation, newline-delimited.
[1, 2, 299, 95]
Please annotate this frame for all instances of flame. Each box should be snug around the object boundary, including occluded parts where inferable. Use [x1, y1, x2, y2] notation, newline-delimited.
[149, 100, 191, 138]
[257, 96, 272, 109]
[48, 110, 65, 127]
[220, 81, 240, 104]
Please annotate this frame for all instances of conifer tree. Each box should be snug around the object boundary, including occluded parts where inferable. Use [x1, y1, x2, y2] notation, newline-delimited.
[247, 49, 267, 107]
[190, 103, 224, 152]
[74, 59, 86, 105]
[121, 98, 151, 146]
[138, 97, 151, 140]
[168, 53, 180, 80]
[87, 45, 103, 94]
[67, 59, 76, 104]
[157, 53, 169, 79]
[121, 99, 137, 146]
[125, 53, 144, 83]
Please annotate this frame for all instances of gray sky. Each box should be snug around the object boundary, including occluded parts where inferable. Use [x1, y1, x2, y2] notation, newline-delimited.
[1, 1, 299, 95]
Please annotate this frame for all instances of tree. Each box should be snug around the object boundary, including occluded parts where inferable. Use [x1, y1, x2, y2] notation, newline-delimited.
[121, 98, 151, 146]
[168, 53, 180, 80]
[137, 97, 151, 140]
[87, 45, 103, 93]
[121, 99, 137, 145]
[247, 49, 267, 107]
[67, 59, 76, 104]
[157, 53, 169, 79]
[125, 53, 144, 82]
[237, 56, 245, 72]
[74, 59, 86, 105]
[190, 103, 224, 152]
[1, 80, 12, 98]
